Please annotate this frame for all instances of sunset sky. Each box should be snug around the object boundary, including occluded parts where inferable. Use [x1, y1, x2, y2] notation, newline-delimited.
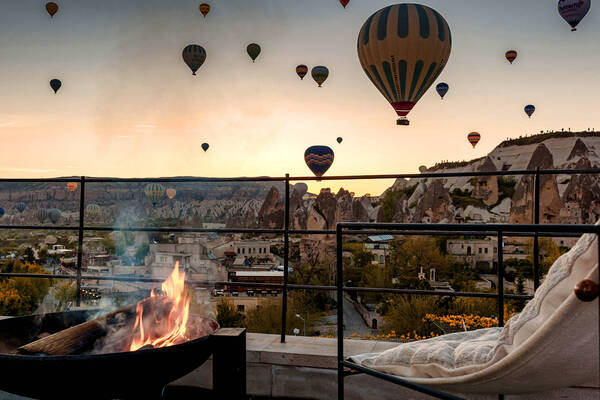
[0, 1, 598, 196]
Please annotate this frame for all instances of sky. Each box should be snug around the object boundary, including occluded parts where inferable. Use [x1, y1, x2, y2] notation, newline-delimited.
[0, 0, 598, 196]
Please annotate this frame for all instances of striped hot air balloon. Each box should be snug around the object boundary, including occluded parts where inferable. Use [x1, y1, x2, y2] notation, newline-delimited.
[436, 82, 449, 99]
[524, 104, 535, 118]
[16, 202, 26, 213]
[311, 66, 329, 87]
[67, 182, 78, 192]
[182, 45, 206, 75]
[36, 208, 48, 223]
[45, 2, 59, 17]
[166, 188, 177, 200]
[304, 146, 334, 177]
[145, 183, 165, 206]
[558, 0, 590, 31]
[296, 65, 308, 80]
[357, 4, 452, 125]
[199, 3, 210, 18]
[86, 203, 100, 217]
[467, 132, 481, 148]
[505, 50, 517, 64]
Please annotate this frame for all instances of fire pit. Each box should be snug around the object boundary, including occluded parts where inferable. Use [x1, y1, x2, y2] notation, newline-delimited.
[0, 310, 219, 399]
[0, 262, 225, 399]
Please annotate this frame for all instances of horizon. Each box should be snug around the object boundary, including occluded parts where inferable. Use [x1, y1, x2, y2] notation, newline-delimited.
[1, 1, 599, 196]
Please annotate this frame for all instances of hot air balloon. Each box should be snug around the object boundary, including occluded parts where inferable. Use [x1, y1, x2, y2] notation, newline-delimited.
[0, 207, 4, 218]
[524, 104, 535, 118]
[311, 66, 329, 87]
[86, 203, 100, 217]
[247, 43, 261, 62]
[166, 188, 176, 200]
[293, 182, 308, 198]
[558, 0, 590, 31]
[505, 50, 517, 64]
[46, 2, 59, 17]
[50, 79, 61, 94]
[145, 183, 165, 206]
[182, 44, 206, 75]
[340, 0, 350, 8]
[16, 202, 26, 213]
[467, 132, 481, 148]
[304, 146, 334, 177]
[418, 165, 427, 173]
[67, 182, 78, 192]
[436, 82, 449, 99]
[357, 4, 452, 125]
[336, 137, 343, 144]
[199, 3, 210, 18]
[296, 65, 308, 80]
[36, 208, 48, 223]
[202, 143, 209, 152]
[48, 209, 61, 224]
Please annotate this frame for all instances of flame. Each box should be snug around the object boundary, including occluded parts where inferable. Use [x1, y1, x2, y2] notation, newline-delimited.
[130, 261, 190, 351]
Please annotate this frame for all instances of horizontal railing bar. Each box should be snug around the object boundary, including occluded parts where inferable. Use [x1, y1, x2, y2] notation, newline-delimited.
[0, 225, 584, 238]
[0, 273, 532, 300]
[341, 223, 598, 234]
[0, 168, 598, 184]
[341, 361, 464, 400]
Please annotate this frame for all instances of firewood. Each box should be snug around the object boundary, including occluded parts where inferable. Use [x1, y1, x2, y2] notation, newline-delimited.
[16, 297, 171, 356]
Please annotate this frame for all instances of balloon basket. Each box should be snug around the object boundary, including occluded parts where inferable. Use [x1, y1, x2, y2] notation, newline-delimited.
[397, 118, 410, 126]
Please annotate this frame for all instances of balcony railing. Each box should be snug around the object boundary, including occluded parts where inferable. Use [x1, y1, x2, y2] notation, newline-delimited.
[1, 167, 599, 399]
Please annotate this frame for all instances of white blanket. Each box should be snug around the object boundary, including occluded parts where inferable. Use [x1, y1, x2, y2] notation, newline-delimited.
[351, 228, 599, 394]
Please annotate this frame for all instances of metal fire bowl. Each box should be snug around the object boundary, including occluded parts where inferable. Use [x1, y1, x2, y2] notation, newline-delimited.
[0, 310, 219, 399]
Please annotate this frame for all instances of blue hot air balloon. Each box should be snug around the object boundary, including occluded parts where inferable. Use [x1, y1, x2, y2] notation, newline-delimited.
[304, 146, 334, 177]
[524, 105, 535, 118]
[558, 0, 590, 31]
[16, 202, 26, 213]
[182, 44, 207, 75]
[0, 207, 4, 218]
[436, 83, 449, 99]
[336, 137, 343, 144]
[202, 143, 209, 152]
[50, 79, 61, 94]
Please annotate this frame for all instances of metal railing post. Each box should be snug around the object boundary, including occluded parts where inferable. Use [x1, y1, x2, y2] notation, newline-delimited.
[336, 224, 344, 400]
[533, 167, 540, 290]
[497, 231, 504, 327]
[75, 176, 86, 307]
[280, 174, 290, 343]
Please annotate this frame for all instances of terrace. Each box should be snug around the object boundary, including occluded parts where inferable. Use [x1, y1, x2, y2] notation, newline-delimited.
[0, 168, 598, 399]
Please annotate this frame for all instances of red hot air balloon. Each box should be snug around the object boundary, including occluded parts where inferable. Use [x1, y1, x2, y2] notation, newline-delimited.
[45, 2, 59, 17]
[505, 50, 517, 64]
[467, 132, 481, 148]
[296, 65, 308, 80]
[340, 0, 350, 8]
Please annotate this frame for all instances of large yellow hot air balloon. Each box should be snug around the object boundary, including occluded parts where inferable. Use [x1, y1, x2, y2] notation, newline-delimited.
[357, 4, 452, 125]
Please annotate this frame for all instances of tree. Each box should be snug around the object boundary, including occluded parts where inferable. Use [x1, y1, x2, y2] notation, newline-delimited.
[50, 281, 77, 311]
[216, 297, 244, 328]
[526, 238, 562, 277]
[389, 237, 454, 288]
[0, 260, 50, 315]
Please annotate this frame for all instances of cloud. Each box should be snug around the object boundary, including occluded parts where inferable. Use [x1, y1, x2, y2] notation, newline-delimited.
[0, 122, 16, 128]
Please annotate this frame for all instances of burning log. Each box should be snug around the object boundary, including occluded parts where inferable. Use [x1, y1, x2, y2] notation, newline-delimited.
[16, 297, 172, 356]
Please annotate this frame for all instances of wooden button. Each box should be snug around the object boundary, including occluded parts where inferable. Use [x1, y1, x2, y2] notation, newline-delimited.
[574, 279, 599, 302]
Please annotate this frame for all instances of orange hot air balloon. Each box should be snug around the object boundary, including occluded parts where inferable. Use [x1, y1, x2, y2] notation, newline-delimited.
[46, 2, 59, 17]
[505, 50, 517, 64]
[67, 182, 78, 192]
[199, 3, 210, 18]
[166, 188, 176, 199]
[467, 132, 481, 148]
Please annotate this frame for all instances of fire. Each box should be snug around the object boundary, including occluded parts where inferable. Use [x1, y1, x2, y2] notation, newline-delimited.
[130, 261, 190, 351]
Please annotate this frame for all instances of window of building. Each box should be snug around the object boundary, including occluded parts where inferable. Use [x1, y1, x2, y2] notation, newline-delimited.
[237, 305, 245, 312]
[379, 255, 384, 264]
[494, 247, 497, 253]
[264, 248, 267, 253]
[478, 248, 482, 254]
[242, 248, 245, 254]
[484, 248, 488, 254]
[237, 248, 240, 254]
